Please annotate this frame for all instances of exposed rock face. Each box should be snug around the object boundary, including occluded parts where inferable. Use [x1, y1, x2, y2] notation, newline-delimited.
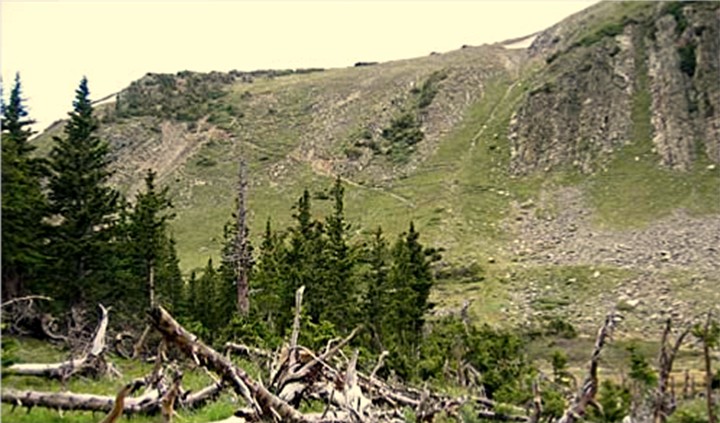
[648, 3, 720, 169]
[509, 2, 720, 174]
[509, 27, 636, 174]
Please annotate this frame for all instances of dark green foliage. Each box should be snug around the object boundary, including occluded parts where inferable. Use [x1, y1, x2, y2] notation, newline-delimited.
[588, 380, 632, 423]
[544, 317, 578, 339]
[1, 74, 48, 299]
[115, 71, 234, 121]
[664, 2, 689, 34]
[322, 177, 358, 332]
[251, 219, 290, 332]
[550, 350, 573, 387]
[627, 343, 658, 387]
[126, 169, 176, 307]
[417, 317, 531, 398]
[678, 43, 697, 77]
[46, 77, 121, 307]
[363, 228, 391, 349]
[382, 111, 424, 162]
[416, 70, 448, 109]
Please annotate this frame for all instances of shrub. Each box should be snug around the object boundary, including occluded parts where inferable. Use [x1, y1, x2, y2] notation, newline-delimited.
[678, 43, 697, 77]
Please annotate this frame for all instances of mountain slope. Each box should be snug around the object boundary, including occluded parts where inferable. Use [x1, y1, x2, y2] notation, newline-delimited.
[33, 1, 720, 334]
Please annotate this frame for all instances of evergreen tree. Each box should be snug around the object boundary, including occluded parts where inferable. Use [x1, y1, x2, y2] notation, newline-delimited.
[156, 237, 183, 313]
[323, 177, 357, 331]
[185, 271, 199, 320]
[287, 189, 327, 325]
[127, 169, 175, 308]
[386, 222, 436, 354]
[47, 77, 120, 306]
[1, 74, 48, 299]
[363, 227, 390, 348]
[251, 218, 287, 330]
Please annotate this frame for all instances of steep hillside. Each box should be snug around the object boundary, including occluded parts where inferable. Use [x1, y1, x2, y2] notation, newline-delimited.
[33, 1, 720, 335]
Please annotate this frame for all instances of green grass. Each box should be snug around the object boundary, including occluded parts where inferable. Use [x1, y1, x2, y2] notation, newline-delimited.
[1, 337, 257, 423]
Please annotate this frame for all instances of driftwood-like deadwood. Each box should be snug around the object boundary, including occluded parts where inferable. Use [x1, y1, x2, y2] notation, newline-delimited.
[1, 379, 224, 416]
[148, 305, 308, 423]
[5, 304, 113, 379]
[557, 311, 619, 423]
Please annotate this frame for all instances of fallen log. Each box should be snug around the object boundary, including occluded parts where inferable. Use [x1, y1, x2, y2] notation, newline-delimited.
[5, 304, 112, 379]
[1, 380, 223, 415]
[148, 305, 309, 423]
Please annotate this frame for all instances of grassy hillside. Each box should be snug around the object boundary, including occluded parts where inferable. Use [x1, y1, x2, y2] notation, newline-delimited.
[29, 1, 720, 337]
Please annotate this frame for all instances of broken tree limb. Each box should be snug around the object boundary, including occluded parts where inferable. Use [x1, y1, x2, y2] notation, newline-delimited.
[100, 379, 146, 423]
[5, 304, 111, 379]
[148, 305, 309, 423]
[132, 325, 152, 359]
[557, 311, 619, 423]
[370, 350, 389, 380]
[224, 342, 273, 360]
[1, 295, 52, 308]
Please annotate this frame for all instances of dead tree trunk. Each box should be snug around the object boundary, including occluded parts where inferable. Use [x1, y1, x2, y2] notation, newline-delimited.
[697, 312, 718, 423]
[148, 305, 308, 422]
[558, 311, 619, 423]
[654, 318, 689, 423]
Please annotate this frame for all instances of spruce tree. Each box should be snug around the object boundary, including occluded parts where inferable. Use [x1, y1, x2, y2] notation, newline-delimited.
[364, 227, 390, 348]
[324, 177, 356, 331]
[47, 77, 120, 306]
[156, 236, 183, 313]
[252, 218, 289, 332]
[287, 189, 327, 325]
[1, 74, 48, 299]
[386, 222, 435, 354]
[127, 169, 175, 308]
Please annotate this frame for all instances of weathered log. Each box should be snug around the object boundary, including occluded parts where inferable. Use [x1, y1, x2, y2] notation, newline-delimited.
[1, 379, 224, 416]
[5, 304, 111, 379]
[148, 305, 308, 423]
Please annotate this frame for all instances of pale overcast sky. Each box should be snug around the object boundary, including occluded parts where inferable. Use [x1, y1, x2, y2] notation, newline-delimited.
[1, 1, 599, 132]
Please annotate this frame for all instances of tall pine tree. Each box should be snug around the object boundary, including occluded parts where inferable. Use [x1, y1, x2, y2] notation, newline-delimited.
[127, 169, 175, 308]
[47, 77, 120, 306]
[1, 74, 48, 299]
[363, 227, 390, 349]
[324, 177, 357, 331]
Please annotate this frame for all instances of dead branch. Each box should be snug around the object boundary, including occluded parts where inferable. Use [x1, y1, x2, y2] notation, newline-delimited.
[225, 342, 273, 360]
[1, 295, 53, 308]
[132, 325, 152, 359]
[5, 304, 112, 379]
[148, 305, 308, 423]
[557, 311, 619, 423]
[370, 351, 389, 380]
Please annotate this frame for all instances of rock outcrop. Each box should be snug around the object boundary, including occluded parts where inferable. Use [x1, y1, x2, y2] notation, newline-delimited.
[509, 2, 720, 174]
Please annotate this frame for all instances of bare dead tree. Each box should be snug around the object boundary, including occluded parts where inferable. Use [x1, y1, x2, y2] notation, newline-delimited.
[557, 311, 620, 423]
[693, 311, 719, 423]
[653, 318, 690, 423]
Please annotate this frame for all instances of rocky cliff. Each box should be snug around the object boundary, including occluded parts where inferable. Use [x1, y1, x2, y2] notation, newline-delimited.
[509, 1, 720, 174]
